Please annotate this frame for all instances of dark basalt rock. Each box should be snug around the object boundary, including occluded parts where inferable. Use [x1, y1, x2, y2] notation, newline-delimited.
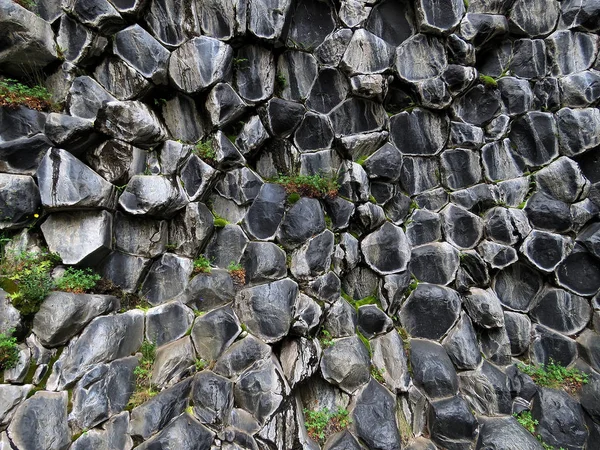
[234, 45, 275, 103]
[361, 222, 411, 275]
[242, 242, 287, 284]
[278, 51, 318, 102]
[509, 112, 558, 168]
[366, 0, 414, 46]
[205, 224, 250, 269]
[411, 339, 459, 398]
[530, 324, 578, 366]
[556, 245, 600, 297]
[510, 38, 547, 79]
[357, 304, 393, 339]
[546, 30, 598, 76]
[395, 34, 447, 82]
[278, 198, 325, 249]
[135, 413, 214, 450]
[443, 312, 482, 370]
[352, 380, 402, 450]
[291, 230, 335, 280]
[441, 204, 484, 250]
[463, 287, 504, 329]
[452, 85, 502, 126]
[260, 98, 305, 139]
[429, 396, 478, 450]
[400, 156, 441, 195]
[401, 283, 461, 341]
[406, 209, 442, 246]
[504, 311, 531, 356]
[0, 174, 40, 230]
[476, 416, 544, 450]
[206, 83, 247, 129]
[191, 306, 240, 362]
[329, 97, 387, 137]
[532, 388, 588, 450]
[320, 336, 370, 394]
[294, 112, 334, 153]
[481, 139, 525, 182]
[484, 207, 531, 246]
[525, 192, 573, 233]
[390, 108, 449, 156]
[521, 230, 571, 273]
[408, 242, 459, 285]
[530, 288, 591, 335]
[557, 107, 600, 157]
[440, 148, 482, 190]
[493, 262, 543, 312]
[363, 143, 403, 182]
[509, 0, 560, 37]
[460, 13, 508, 48]
[243, 183, 286, 240]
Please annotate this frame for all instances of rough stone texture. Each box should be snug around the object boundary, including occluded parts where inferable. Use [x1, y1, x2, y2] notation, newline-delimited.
[321, 336, 370, 394]
[361, 222, 411, 275]
[410, 339, 458, 399]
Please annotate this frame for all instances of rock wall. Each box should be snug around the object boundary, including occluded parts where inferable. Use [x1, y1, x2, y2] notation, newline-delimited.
[1, 0, 600, 449]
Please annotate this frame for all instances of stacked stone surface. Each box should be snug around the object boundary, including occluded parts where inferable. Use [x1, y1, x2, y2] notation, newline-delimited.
[1, 0, 600, 448]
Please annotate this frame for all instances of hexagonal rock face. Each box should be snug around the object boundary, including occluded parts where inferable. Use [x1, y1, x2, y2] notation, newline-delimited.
[340, 29, 393, 74]
[234, 279, 298, 343]
[361, 222, 411, 275]
[396, 34, 447, 82]
[352, 380, 402, 450]
[140, 253, 193, 305]
[508, 112, 558, 167]
[400, 283, 461, 340]
[278, 198, 325, 249]
[530, 288, 591, 335]
[441, 204, 484, 250]
[168, 36, 233, 94]
[521, 230, 572, 272]
[410, 339, 458, 398]
[0, 174, 40, 230]
[463, 287, 505, 329]
[41, 210, 113, 265]
[429, 396, 478, 450]
[476, 416, 545, 450]
[118, 175, 188, 218]
[509, 0, 560, 37]
[191, 306, 241, 362]
[390, 108, 449, 156]
[243, 183, 286, 240]
[556, 245, 600, 296]
[409, 242, 459, 285]
[320, 335, 370, 394]
[7, 391, 70, 450]
[416, 0, 465, 33]
[493, 262, 543, 312]
[534, 156, 589, 204]
[37, 148, 117, 210]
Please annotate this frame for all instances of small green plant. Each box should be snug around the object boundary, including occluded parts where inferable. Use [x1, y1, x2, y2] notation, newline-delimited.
[319, 329, 334, 348]
[0, 329, 19, 371]
[371, 366, 385, 383]
[213, 216, 229, 228]
[287, 192, 301, 205]
[195, 358, 208, 371]
[517, 359, 589, 392]
[128, 340, 157, 409]
[356, 155, 369, 166]
[303, 407, 351, 445]
[479, 74, 497, 88]
[227, 261, 245, 286]
[14, 0, 36, 10]
[193, 255, 211, 274]
[233, 57, 249, 69]
[194, 140, 216, 163]
[0, 78, 53, 111]
[2, 250, 56, 315]
[275, 73, 287, 94]
[272, 173, 339, 199]
[55, 267, 101, 294]
[514, 411, 538, 434]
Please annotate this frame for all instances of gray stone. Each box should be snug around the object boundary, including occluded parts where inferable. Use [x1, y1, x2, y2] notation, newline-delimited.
[320, 336, 370, 394]
[371, 331, 410, 393]
[409, 242, 459, 286]
[96, 100, 168, 148]
[556, 244, 600, 296]
[411, 339, 458, 398]
[69, 356, 138, 430]
[0, 174, 40, 230]
[453, 84, 502, 126]
[463, 287, 505, 328]
[247, 0, 292, 41]
[325, 196, 356, 231]
[329, 98, 387, 137]
[241, 242, 287, 285]
[216, 167, 263, 206]
[0, 290, 21, 335]
[401, 283, 461, 340]
[366, 0, 414, 46]
[87, 140, 146, 185]
[56, 15, 107, 66]
[214, 334, 271, 379]
[179, 154, 217, 201]
[483, 207, 531, 246]
[323, 430, 362, 450]
[260, 98, 305, 139]
[406, 210, 442, 247]
[440, 148, 481, 190]
[44, 113, 102, 155]
[443, 313, 482, 370]
[69, 77, 117, 122]
[168, 202, 215, 258]
[315, 28, 353, 66]
[191, 305, 240, 362]
[161, 97, 205, 143]
[118, 175, 188, 217]
[535, 156, 588, 203]
[7, 391, 69, 450]
[354, 203, 386, 233]
[577, 329, 600, 373]
[441, 204, 484, 249]
[509, 0, 560, 36]
[530, 324, 578, 366]
[532, 388, 588, 450]
[194, 0, 245, 40]
[33, 292, 116, 347]
[37, 148, 117, 210]
[277, 198, 325, 249]
[295, 114, 335, 153]
[235, 279, 298, 343]
[525, 192, 573, 233]
[191, 370, 234, 425]
[146, 301, 194, 347]
[357, 304, 393, 339]
[100, 252, 150, 293]
[280, 337, 321, 389]
[292, 293, 322, 337]
[291, 230, 334, 280]
[140, 253, 192, 305]
[339, 0, 372, 28]
[493, 262, 543, 312]
[94, 56, 150, 101]
[129, 378, 193, 439]
[338, 161, 370, 202]
[476, 416, 544, 450]
[480, 326, 512, 365]
[169, 36, 232, 94]
[324, 299, 358, 338]
[41, 210, 113, 265]
[557, 107, 600, 157]
[63, 0, 124, 32]
[47, 310, 144, 390]
[504, 311, 531, 356]
[530, 287, 591, 336]
[114, 212, 167, 258]
[0, 105, 46, 144]
[396, 34, 447, 82]
[236, 115, 269, 156]
[448, 121, 484, 149]
[0, 0, 58, 75]
[352, 380, 401, 450]
[481, 139, 525, 182]
[341, 29, 393, 74]
[234, 45, 275, 103]
[521, 230, 572, 272]
[151, 336, 195, 389]
[135, 413, 214, 450]
[460, 13, 508, 48]
[509, 112, 558, 167]
[306, 68, 349, 114]
[361, 222, 410, 275]
[429, 396, 478, 450]
[205, 224, 249, 269]
[547, 30, 598, 76]
[401, 157, 441, 196]
[350, 74, 387, 100]
[390, 108, 449, 156]
[206, 83, 246, 128]
[510, 39, 547, 78]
